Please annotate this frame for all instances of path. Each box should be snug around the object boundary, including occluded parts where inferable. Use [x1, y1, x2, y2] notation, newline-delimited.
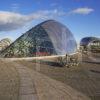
[0, 59, 91, 100]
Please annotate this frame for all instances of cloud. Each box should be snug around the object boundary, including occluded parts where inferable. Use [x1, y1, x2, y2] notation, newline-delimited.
[51, 3, 58, 7]
[0, 7, 94, 32]
[70, 7, 94, 15]
[0, 11, 32, 31]
[11, 3, 20, 12]
[35, 9, 65, 17]
[0, 10, 65, 32]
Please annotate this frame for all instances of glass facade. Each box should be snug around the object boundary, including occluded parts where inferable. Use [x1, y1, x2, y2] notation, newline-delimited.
[0, 20, 77, 57]
[80, 37, 100, 52]
[80, 37, 100, 46]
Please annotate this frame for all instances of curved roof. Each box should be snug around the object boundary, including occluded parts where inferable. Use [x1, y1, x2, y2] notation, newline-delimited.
[33, 20, 77, 54]
[0, 38, 12, 45]
[22, 20, 77, 55]
[80, 37, 100, 46]
[0, 20, 77, 57]
[0, 38, 12, 50]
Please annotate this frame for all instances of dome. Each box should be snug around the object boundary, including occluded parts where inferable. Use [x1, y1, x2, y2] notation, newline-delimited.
[0, 20, 77, 57]
[80, 37, 100, 46]
[0, 38, 12, 52]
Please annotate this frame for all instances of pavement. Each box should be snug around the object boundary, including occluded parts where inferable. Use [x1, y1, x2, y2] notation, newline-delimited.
[0, 59, 91, 100]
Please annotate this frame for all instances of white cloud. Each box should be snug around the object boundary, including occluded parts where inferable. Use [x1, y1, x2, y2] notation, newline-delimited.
[11, 3, 20, 12]
[0, 7, 94, 32]
[0, 11, 32, 31]
[70, 7, 94, 15]
[51, 3, 58, 7]
[0, 10, 65, 31]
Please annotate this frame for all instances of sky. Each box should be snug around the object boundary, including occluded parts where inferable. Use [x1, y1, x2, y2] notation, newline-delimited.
[0, 0, 100, 43]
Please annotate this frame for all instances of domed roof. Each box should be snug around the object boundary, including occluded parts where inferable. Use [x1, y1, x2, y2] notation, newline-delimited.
[80, 37, 100, 46]
[0, 20, 77, 57]
[0, 38, 12, 46]
[0, 38, 12, 52]
[45, 20, 77, 54]
[28, 20, 77, 54]
[0, 38, 12, 44]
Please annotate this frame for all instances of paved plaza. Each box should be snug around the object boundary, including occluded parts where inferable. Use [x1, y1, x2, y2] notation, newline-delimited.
[0, 58, 100, 100]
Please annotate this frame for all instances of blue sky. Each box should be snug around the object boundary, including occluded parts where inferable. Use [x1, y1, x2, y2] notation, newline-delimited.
[0, 0, 100, 43]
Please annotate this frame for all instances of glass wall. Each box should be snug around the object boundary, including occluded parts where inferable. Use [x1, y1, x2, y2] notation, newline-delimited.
[0, 20, 77, 57]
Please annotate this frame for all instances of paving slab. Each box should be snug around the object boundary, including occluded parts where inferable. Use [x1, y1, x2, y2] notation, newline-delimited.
[14, 63, 38, 100]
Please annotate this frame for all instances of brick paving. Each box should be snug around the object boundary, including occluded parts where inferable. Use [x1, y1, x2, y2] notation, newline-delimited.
[17, 60, 100, 100]
[29, 68, 90, 100]
[12, 63, 38, 100]
[13, 61, 90, 100]
[0, 60, 19, 100]
[0, 61, 90, 100]
[0, 60, 38, 100]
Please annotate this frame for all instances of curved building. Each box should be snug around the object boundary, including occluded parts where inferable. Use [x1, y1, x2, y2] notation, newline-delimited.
[0, 38, 12, 52]
[0, 20, 77, 57]
[80, 37, 100, 51]
[80, 37, 99, 46]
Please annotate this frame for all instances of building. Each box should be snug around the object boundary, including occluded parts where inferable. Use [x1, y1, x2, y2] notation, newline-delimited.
[0, 20, 77, 57]
[0, 38, 12, 52]
[80, 37, 100, 53]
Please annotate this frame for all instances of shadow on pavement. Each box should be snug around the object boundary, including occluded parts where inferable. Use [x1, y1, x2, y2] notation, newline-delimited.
[90, 70, 100, 74]
[83, 61, 100, 64]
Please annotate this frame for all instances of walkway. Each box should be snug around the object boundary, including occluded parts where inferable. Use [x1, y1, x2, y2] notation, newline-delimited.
[0, 59, 91, 100]
[14, 63, 38, 100]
